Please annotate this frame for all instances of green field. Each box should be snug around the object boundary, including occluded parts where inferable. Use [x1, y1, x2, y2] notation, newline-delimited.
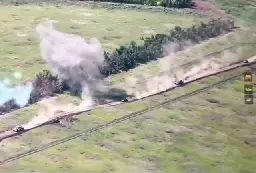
[215, 0, 256, 27]
[0, 4, 204, 80]
[0, 1, 256, 173]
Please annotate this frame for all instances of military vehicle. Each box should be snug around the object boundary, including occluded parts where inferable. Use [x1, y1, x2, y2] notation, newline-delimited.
[52, 118, 60, 123]
[174, 80, 185, 86]
[12, 125, 25, 132]
[121, 98, 128, 102]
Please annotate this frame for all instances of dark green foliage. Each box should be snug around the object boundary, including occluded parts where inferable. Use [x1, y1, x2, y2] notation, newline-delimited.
[28, 70, 66, 104]
[100, 19, 235, 77]
[0, 99, 20, 115]
[80, 0, 194, 8]
[159, 0, 194, 8]
[92, 0, 145, 4]
[28, 89, 41, 105]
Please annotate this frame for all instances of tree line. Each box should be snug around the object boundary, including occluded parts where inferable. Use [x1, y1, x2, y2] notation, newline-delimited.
[81, 0, 194, 8]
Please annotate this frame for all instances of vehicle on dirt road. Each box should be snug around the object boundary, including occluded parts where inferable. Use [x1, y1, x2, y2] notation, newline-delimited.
[12, 125, 25, 132]
[174, 80, 185, 86]
[121, 98, 128, 102]
[52, 118, 60, 123]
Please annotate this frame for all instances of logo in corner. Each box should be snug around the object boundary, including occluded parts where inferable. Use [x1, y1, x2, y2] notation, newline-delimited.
[244, 72, 252, 82]
[244, 95, 254, 104]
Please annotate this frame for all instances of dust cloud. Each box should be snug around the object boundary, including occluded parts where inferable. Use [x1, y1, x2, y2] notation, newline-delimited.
[24, 20, 107, 128]
[132, 46, 245, 99]
[36, 20, 106, 104]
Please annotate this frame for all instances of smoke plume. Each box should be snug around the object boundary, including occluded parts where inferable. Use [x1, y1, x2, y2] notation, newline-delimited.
[36, 21, 106, 105]
[22, 20, 108, 128]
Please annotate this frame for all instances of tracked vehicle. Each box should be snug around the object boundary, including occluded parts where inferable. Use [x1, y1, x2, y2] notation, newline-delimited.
[12, 125, 25, 132]
[121, 98, 128, 102]
[174, 80, 185, 86]
[52, 118, 60, 123]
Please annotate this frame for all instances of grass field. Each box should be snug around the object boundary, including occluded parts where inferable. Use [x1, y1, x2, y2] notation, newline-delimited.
[215, 0, 256, 27]
[0, 1, 256, 173]
[0, 4, 204, 80]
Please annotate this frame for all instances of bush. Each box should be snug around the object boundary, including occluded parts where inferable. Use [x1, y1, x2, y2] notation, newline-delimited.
[83, 0, 145, 5]
[159, 0, 194, 8]
[81, 0, 194, 8]
[28, 70, 66, 104]
[0, 99, 20, 115]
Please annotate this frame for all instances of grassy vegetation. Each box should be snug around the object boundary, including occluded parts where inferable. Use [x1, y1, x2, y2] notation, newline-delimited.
[1, 65, 255, 173]
[215, 0, 256, 26]
[0, 1, 256, 173]
[0, 4, 203, 80]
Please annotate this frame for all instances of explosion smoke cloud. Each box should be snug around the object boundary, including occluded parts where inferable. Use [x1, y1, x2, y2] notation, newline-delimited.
[36, 20, 106, 104]
[24, 20, 107, 127]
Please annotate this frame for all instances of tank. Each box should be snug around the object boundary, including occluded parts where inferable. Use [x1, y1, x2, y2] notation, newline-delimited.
[52, 118, 60, 123]
[174, 80, 185, 86]
[121, 98, 128, 102]
[12, 125, 25, 132]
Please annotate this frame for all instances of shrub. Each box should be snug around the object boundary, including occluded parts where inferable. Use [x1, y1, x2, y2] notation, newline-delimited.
[159, 0, 194, 8]
[81, 0, 194, 8]
[28, 70, 66, 104]
[0, 99, 20, 115]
